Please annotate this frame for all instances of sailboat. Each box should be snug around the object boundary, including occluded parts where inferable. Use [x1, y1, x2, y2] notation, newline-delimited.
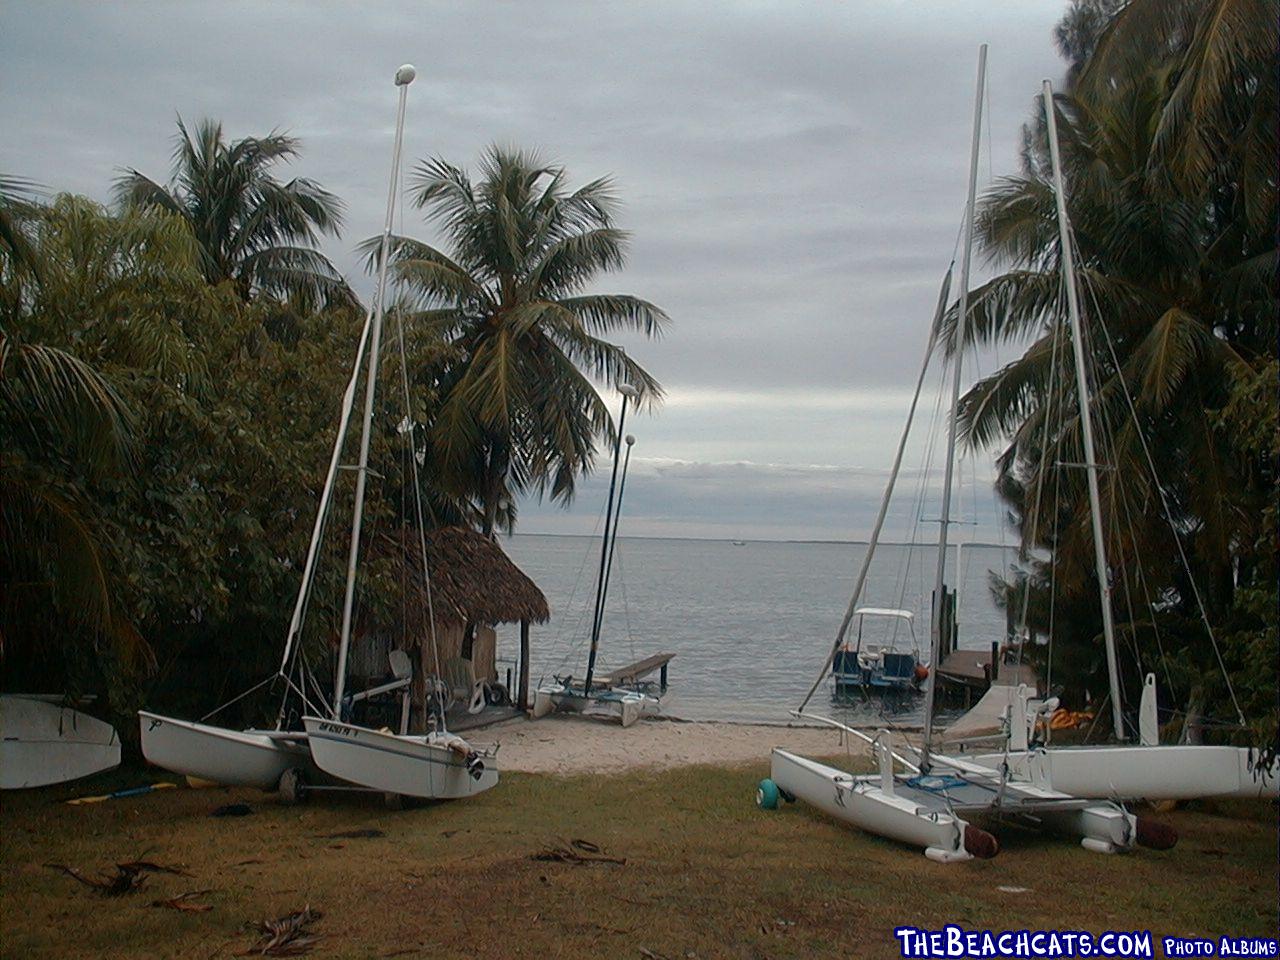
[137, 285, 378, 789]
[955, 79, 1278, 803]
[533, 399, 662, 727]
[140, 65, 495, 801]
[296, 64, 497, 801]
[2, 695, 121, 789]
[758, 46, 1186, 860]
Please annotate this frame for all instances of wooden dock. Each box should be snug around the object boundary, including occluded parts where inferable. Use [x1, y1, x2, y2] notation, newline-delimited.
[936, 649, 1034, 687]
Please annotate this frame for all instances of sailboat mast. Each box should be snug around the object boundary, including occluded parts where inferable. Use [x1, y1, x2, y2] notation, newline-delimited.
[594, 434, 636, 645]
[1042, 79, 1125, 741]
[332, 65, 416, 718]
[584, 385, 637, 694]
[920, 44, 986, 770]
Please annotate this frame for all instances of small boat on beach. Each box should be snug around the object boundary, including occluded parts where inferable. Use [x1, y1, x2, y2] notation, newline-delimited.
[534, 427, 671, 727]
[294, 64, 497, 802]
[1, 695, 121, 789]
[140, 64, 497, 802]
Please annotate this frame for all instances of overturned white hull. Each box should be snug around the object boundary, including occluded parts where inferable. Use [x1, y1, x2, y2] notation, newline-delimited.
[972, 744, 1280, 802]
[302, 717, 498, 799]
[138, 711, 310, 790]
[770, 749, 980, 861]
[768, 743, 1160, 860]
[532, 683, 658, 728]
[2, 696, 121, 789]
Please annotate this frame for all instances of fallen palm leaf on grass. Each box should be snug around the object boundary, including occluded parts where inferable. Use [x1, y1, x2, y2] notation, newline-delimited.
[45, 862, 145, 896]
[531, 838, 626, 866]
[239, 906, 323, 956]
[43, 858, 195, 896]
[119, 859, 193, 878]
[152, 889, 214, 912]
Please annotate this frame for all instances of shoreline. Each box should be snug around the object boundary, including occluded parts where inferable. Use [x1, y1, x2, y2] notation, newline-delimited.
[481, 714, 871, 775]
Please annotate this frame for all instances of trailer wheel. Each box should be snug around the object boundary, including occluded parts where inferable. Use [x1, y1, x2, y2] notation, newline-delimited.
[756, 778, 780, 810]
[278, 768, 308, 805]
[383, 792, 405, 811]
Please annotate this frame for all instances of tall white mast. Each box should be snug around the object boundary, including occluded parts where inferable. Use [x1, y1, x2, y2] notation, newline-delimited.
[1042, 79, 1125, 741]
[919, 44, 986, 771]
[332, 64, 416, 717]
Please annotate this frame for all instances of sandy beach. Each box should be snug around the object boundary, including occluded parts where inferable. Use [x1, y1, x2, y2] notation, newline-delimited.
[482, 714, 869, 775]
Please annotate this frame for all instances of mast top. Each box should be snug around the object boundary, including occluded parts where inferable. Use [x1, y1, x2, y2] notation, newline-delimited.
[395, 64, 417, 85]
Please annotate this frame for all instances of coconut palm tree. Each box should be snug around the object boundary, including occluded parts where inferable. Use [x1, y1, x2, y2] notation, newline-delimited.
[115, 118, 352, 308]
[1077, 0, 1277, 214]
[365, 146, 668, 536]
[939, 0, 1275, 719]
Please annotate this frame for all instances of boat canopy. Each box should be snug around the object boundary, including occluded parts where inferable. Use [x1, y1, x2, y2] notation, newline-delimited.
[854, 607, 914, 621]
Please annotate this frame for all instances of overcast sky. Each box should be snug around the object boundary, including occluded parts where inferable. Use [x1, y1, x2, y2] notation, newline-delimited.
[1, 1, 1071, 542]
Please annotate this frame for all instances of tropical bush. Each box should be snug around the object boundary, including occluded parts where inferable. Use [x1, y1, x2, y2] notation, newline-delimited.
[953, 0, 1275, 743]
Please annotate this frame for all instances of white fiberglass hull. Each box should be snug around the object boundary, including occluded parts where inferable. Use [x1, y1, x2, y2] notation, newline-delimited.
[138, 711, 310, 790]
[1, 696, 121, 789]
[532, 684, 658, 728]
[302, 717, 498, 799]
[769, 749, 974, 862]
[972, 745, 1280, 801]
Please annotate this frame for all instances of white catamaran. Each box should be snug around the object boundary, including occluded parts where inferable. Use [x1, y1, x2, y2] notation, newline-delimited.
[757, 47, 1251, 861]
[141, 64, 497, 802]
[298, 64, 497, 802]
[954, 80, 1278, 804]
[533, 401, 664, 727]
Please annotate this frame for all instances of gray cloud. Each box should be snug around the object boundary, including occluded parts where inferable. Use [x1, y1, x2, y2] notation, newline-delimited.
[1, 0, 1066, 540]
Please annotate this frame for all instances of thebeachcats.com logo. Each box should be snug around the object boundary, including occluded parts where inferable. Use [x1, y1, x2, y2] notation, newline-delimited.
[893, 927, 1279, 959]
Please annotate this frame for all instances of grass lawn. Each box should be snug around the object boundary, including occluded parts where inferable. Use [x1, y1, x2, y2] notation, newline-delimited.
[1, 760, 1275, 959]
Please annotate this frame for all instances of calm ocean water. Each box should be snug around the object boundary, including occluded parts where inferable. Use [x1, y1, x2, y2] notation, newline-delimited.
[495, 534, 1015, 725]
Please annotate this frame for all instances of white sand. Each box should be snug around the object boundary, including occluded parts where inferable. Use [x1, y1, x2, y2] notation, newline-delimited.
[480, 714, 870, 775]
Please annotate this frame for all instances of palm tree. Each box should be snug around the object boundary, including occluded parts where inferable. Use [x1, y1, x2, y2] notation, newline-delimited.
[0, 196, 203, 670]
[1077, 0, 1276, 225]
[366, 146, 668, 536]
[0, 175, 42, 281]
[115, 118, 352, 308]
[939, 3, 1274, 718]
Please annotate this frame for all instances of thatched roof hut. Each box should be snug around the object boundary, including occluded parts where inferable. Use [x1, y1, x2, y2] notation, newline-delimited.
[414, 526, 549, 628]
[354, 526, 548, 716]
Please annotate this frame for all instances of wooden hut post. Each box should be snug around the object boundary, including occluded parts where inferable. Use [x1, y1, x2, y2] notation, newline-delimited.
[518, 619, 531, 710]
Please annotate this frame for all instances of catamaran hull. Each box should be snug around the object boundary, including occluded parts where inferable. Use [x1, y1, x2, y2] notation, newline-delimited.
[302, 717, 498, 799]
[532, 686, 657, 727]
[972, 745, 1280, 801]
[770, 749, 973, 861]
[1, 696, 121, 789]
[138, 711, 309, 790]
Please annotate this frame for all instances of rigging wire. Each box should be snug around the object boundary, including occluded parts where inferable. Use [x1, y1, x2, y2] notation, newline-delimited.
[1075, 244, 1247, 726]
[1012, 270, 1067, 671]
[541, 501, 610, 682]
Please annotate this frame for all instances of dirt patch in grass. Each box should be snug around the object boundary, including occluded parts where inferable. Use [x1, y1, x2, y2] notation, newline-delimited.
[1, 762, 1275, 959]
